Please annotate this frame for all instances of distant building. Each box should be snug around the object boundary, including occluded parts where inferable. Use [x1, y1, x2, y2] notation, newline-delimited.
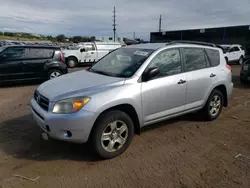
[96, 36, 125, 44]
[150, 24, 250, 46]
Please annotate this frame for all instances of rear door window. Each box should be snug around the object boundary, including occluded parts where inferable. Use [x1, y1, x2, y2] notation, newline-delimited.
[1, 47, 25, 60]
[205, 49, 220, 67]
[182, 48, 209, 72]
[25, 48, 54, 59]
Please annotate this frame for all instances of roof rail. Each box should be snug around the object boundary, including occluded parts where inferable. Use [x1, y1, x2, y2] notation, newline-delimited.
[167, 40, 216, 47]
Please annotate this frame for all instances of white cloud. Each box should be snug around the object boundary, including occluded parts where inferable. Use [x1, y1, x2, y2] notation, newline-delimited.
[0, 0, 249, 40]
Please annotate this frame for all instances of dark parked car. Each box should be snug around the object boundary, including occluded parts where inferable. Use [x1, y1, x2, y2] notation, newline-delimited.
[240, 59, 250, 84]
[0, 45, 67, 83]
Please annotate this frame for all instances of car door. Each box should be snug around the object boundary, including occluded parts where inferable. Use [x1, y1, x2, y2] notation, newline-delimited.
[22, 48, 54, 79]
[83, 44, 97, 63]
[79, 47, 88, 62]
[0, 47, 24, 81]
[182, 47, 219, 110]
[141, 48, 187, 123]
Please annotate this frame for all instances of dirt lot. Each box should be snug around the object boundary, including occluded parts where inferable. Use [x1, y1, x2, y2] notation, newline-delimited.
[0, 65, 249, 188]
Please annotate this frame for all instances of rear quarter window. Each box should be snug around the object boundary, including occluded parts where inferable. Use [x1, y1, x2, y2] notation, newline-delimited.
[25, 48, 54, 59]
[182, 48, 208, 72]
[205, 49, 220, 67]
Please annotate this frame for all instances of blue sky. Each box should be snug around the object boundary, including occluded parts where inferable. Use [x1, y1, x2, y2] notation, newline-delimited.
[0, 0, 250, 40]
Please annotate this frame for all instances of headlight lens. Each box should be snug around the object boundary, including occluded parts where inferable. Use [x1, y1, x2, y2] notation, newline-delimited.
[243, 65, 248, 71]
[52, 97, 90, 114]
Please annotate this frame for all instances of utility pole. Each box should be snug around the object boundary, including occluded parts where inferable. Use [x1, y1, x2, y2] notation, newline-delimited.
[159, 15, 162, 32]
[133, 32, 135, 40]
[112, 7, 117, 42]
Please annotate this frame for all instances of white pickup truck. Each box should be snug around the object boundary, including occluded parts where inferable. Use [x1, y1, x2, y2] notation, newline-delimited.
[220, 44, 245, 64]
[62, 42, 122, 68]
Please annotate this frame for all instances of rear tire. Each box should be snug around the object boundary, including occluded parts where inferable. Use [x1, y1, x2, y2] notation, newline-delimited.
[201, 89, 224, 121]
[48, 69, 63, 80]
[66, 57, 77, 68]
[90, 110, 134, 159]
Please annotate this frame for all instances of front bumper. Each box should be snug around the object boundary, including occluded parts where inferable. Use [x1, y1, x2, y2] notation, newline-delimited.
[30, 98, 97, 143]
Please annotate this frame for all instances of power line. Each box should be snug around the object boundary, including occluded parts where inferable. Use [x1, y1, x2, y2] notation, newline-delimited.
[112, 7, 117, 42]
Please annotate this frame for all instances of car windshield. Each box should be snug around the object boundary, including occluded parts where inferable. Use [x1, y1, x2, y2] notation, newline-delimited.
[89, 48, 154, 78]
[0, 46, 6, 53]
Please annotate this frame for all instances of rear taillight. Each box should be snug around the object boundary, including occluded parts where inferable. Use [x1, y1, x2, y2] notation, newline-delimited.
[60, 51, 65, 63]
[226, 64, 232, 71]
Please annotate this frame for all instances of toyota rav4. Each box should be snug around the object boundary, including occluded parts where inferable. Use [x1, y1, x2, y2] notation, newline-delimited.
[30, 41, 233, 159]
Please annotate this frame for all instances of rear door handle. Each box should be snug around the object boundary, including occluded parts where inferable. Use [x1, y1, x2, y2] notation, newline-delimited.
[210, 73, 216, 78]
[178, 79, 186, 84]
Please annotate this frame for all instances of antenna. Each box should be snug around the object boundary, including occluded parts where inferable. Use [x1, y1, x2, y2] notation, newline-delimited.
[112, 7, 117, 42]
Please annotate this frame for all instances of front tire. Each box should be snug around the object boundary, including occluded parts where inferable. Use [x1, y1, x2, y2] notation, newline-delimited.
[201, 89, 224, 121]
[90, 110, 134, 159]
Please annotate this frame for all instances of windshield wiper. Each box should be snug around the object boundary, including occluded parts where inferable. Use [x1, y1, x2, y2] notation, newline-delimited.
[89, 68, 118, 77]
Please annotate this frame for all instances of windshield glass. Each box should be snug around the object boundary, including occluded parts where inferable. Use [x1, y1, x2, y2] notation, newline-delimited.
[89, 48, 154, 77]
[0, 46, 6, 53]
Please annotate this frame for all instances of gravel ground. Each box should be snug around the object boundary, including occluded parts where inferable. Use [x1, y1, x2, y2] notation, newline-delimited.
[0, 65, 250, 188]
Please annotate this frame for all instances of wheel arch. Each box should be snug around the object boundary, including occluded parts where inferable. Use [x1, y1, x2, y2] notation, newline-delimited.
[207, 84, 228, 107]
[90, 103, 141, 138]
[66, 56, 78, 63]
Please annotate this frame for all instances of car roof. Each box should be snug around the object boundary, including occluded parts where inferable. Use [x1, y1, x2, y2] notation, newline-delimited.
[123, 42, 220, 51]
[123, 43, 167, 50]
[3, 45, 60, 49]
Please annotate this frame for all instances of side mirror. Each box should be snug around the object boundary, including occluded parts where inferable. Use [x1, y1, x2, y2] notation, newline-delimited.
[142, 67, 160, 82]
[80, 48, 86, 53]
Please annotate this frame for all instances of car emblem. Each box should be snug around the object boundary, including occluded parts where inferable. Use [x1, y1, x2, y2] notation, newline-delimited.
[36, 94, 41, 103]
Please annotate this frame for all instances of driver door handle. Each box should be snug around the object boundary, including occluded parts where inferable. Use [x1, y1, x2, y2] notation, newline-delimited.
[91, 52, 94, 54]
[177, 79, 186, 84]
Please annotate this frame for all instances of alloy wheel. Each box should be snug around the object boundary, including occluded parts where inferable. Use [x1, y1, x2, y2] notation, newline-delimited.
[209, 95, 221, 116]
[50, 71, 62, 79]
[101, 120, 128, 152]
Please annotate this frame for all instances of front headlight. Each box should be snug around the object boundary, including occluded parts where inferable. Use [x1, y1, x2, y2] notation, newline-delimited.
[52, 97, 90, 114]
[243, 65, 248, 71]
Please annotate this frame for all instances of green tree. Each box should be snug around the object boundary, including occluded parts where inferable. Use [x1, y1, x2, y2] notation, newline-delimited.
[0, 31, 3, 36]
[56, 34, 66, 42]
[82, 36, 91, 42]
[4, 32, 14, 37]
[72, 36, 83, 43]
[47, 35, 55, 41]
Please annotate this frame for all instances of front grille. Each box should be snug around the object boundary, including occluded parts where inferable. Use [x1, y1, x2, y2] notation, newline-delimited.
[34, 91, 49, 111]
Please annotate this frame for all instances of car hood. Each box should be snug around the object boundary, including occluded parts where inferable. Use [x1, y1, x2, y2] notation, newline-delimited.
[37, 70, 125, 101]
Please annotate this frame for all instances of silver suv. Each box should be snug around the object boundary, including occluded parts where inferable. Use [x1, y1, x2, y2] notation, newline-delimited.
[30, 41, 233, 159]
